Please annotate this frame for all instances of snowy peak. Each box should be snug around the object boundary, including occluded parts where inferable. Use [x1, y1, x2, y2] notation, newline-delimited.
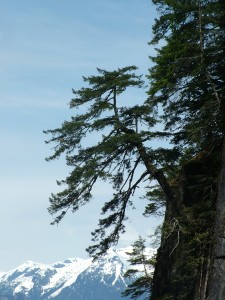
[0, 247, 155, 300]
[0, 248, 122, 299]
[42, 256, 92, 298]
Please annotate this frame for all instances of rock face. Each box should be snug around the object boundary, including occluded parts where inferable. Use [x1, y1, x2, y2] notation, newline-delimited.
[150, 149, 220, 300]
[208, 141, 225, 300]
[0, 248, 153, 300]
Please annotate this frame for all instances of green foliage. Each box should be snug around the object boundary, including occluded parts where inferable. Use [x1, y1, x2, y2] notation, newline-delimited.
[147, 2, 225, 297]
[122, 236, 155, 299]
[148, 0, 225, 154]
[45, 66, 173, 258]
[142, 185, 166, 216]
[45, 1, 225, 298]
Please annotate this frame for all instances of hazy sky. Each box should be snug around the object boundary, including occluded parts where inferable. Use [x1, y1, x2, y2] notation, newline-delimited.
[0, 0, 160, 271]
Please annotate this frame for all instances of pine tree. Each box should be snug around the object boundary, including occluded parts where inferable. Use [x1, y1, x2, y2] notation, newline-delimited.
[44, 66, 175, 258]
[148, 0, 225, 153]
[147, 0, 225, 299]
[45, 1, 225, 298]
[122, 236, 155, 300]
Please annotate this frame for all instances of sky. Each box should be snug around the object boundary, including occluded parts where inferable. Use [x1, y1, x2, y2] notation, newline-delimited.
[0, 0, 160, 271]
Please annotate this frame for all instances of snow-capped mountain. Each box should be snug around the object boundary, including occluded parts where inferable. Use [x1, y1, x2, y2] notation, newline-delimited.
[0, 248, 155, 300]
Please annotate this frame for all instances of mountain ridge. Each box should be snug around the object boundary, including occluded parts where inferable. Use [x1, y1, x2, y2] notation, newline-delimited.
[0, 247, 155, 300]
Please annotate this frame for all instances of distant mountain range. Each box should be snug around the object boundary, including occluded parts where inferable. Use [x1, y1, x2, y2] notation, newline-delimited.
[0, 248, 155, 300]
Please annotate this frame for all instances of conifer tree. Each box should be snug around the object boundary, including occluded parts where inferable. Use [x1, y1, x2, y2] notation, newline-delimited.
[147, 1, 225, 299]
[45, 1, 225, 298]
[44, 66, 174, 258]
[122, 236, 154, 300]
[148, 0, 225, 152]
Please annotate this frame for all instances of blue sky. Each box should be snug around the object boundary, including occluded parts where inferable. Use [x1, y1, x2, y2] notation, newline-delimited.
[0, 0, 160, 271]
